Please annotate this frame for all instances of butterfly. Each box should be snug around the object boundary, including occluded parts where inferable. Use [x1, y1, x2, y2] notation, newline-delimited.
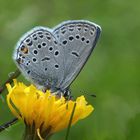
[13, 20, 101, 98]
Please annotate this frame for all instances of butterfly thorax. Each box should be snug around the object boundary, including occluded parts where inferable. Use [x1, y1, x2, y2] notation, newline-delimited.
[37, 84, 72, 100]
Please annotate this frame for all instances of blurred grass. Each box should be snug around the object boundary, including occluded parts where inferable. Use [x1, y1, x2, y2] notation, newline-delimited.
[0, 0, 140, 140]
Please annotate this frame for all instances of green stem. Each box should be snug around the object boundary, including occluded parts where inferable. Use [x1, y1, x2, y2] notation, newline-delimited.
[0, 118, 18, 132]
[0, 69, 20, 132]
[0, 69, 21, 94]
[23, 125, 52, 140]
[65, 102, 77, 140]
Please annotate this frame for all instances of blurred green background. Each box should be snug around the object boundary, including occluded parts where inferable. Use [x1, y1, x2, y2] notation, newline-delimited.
[0, 0, 140, 140]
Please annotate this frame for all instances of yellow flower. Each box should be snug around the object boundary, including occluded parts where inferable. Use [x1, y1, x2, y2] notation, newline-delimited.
[6, 80, 93, 139]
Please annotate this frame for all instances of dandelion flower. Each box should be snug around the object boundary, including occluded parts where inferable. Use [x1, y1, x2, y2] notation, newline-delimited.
[6, 80, 93, 140]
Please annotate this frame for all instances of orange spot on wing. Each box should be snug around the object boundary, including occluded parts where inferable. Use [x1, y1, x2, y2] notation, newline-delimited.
[20, 45, 28, 54]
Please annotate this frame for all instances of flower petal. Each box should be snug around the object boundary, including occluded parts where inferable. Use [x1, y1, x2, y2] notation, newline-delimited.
[6, 80, 94, 136]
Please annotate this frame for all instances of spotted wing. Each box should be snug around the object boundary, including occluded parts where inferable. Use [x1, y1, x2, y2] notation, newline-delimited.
[53, 20, 101, 90]
[13, 27, 65, 90]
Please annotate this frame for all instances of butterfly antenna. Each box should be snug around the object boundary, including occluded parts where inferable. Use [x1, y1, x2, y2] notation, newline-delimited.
[90, 94, 96, 98]
[80, 90, 97, 98]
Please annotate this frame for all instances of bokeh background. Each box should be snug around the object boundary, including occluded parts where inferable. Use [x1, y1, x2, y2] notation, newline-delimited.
[0, 0, 140, 140]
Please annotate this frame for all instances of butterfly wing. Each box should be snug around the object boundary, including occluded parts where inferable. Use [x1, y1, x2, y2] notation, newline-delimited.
[13, 27, 65, 90]
[53, 20, 101, 90]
